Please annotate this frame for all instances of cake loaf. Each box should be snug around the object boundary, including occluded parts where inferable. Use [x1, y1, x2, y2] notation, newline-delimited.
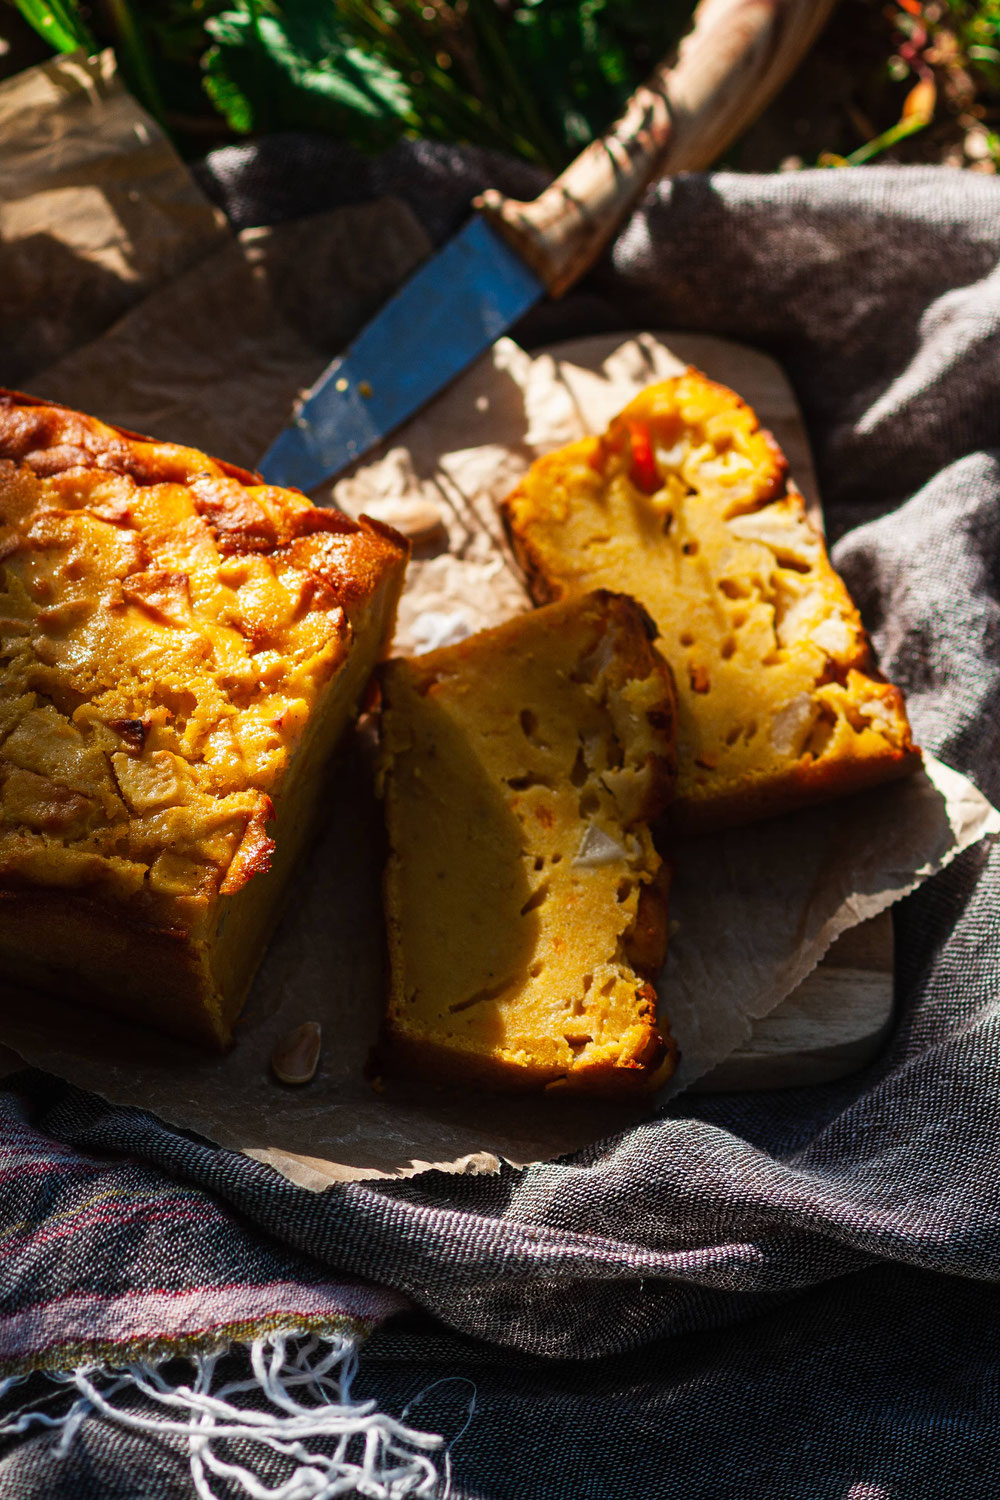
[0, 390, 408, 1047]
[502, 371, 920, 832]
[377, 590, 678, 1096]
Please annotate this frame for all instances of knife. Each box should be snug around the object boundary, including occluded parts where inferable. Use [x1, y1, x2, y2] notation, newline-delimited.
[258, 0, 833, 492]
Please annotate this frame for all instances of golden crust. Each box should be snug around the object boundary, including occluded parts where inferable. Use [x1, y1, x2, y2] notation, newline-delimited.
[0, 389, 408, 1044]
[376, 590, 678, 1097]
[502, 370, 921, 832]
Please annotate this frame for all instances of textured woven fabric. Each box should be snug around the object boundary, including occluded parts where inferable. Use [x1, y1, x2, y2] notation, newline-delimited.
[0, 1082, 406, 1375]
[3, 142, 1000, 1491]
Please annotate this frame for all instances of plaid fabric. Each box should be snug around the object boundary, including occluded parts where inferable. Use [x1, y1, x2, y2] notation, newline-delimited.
[2, 146, 1000, 1495]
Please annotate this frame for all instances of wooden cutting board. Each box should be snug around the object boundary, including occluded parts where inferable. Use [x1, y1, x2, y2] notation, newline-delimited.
[693, 911, 894, 1091]
[540, 333, 896, 1092]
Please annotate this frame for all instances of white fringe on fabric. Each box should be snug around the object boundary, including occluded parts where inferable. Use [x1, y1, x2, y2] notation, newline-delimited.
[0, 1330, 450, 1498]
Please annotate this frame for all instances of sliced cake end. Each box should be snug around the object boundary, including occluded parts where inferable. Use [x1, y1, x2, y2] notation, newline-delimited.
[376, 590, 678, 1096]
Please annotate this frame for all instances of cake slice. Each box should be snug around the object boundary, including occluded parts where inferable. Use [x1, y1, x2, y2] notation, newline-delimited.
[0, 390, 408, 1047]
[502, 371, 920, 832]
[376, 590, 678, 1096]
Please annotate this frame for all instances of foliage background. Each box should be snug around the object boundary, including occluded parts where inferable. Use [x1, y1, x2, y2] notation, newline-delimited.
[2, 1, 1000, 173]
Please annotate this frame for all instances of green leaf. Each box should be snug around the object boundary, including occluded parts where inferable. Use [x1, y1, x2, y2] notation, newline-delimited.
[198, 0, 695, 164]
[202, 43, 256, 133]
[204, 2, 413, 141]
[12, 0, 95, 54]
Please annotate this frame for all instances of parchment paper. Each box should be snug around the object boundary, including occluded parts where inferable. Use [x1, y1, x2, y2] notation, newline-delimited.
[1, 55, 996, 1181]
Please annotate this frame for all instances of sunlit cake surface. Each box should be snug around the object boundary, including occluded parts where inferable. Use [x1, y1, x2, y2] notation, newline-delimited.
[377, 590, 678, 1095]
[503, 371, 920, 831]
[0, 391, 407, 1046]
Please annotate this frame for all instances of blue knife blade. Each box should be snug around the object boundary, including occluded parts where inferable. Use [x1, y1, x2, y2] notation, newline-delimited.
[257, 215, 543, 493]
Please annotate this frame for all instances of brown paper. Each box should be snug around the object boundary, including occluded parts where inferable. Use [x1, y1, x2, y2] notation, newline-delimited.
[0, 49, 227, 386]
[2, 59, 997, 1180]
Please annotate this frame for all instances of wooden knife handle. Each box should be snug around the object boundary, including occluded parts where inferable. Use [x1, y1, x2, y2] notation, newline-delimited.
[475, 0, 835, 297]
